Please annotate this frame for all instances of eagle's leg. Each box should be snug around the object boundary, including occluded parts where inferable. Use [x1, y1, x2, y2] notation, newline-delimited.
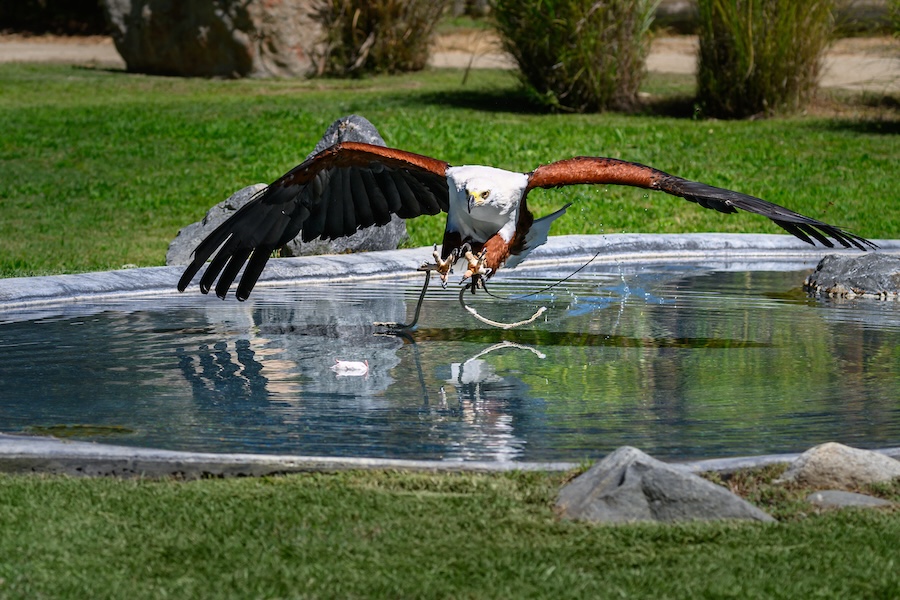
[432, 247, 455, 285]
[373, 266, 433, 332]
[431, 243, 470, 287]
[462, 248, 490, 287]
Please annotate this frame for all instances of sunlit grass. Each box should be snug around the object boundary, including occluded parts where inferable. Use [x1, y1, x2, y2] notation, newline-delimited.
[0, 470, 897, 599]
[0, 64, 896, 278]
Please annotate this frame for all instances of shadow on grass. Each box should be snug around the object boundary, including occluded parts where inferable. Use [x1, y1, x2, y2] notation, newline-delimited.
[410, 86, 704, 119]
[411, 87, 548, 114]
[825, 118, 900, 135]
[637, 94, 700, 119]
[810, 92, 900, 134]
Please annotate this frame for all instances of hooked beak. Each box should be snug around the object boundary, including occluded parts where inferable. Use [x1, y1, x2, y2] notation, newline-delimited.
[467, 194, 477, 214]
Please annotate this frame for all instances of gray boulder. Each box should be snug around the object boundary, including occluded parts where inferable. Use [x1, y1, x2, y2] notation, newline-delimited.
[806, 490, 894, 509]
[804, 253, 900, 299]
[167, 115, 407, 266]
[101, 0, 320, 78]
[556, 446, 775, 523]
[775, 442, 900, 489]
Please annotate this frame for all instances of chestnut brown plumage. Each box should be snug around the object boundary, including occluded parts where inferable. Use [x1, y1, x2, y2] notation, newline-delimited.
[179, 141, 875, 301]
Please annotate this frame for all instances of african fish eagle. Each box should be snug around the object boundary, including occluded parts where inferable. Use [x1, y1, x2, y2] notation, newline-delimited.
[178, 142, 875, 302]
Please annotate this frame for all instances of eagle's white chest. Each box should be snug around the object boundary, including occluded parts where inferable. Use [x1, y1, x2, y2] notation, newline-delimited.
[445, 165, 528, 242]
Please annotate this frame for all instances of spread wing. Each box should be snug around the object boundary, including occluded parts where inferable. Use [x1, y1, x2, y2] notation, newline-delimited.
[178, 142, 451, 300]
[527, 156, 875, 251]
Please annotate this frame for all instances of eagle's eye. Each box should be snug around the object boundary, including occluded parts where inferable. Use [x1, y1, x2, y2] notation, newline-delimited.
[481, 191, 490, 199]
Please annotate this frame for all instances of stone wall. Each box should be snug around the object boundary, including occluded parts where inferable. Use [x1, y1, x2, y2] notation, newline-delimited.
[101, 0, 320, 78]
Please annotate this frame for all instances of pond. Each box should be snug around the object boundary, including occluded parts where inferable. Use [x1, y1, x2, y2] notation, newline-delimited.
[1, 258, 899, 462]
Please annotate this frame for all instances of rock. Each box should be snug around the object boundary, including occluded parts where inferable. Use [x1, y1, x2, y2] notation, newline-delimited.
[309, 111, 388, 152]
[806, 490, 894, 509]
[101, 0, 320, 78]
[804, 253, 900, 299]
[775, 442, 900, 489]
[556, 446, 775, 523]
[166, 115, 407, 266]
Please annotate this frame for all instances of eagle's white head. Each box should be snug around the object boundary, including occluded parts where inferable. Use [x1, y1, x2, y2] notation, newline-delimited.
[446, 165, 529, 241]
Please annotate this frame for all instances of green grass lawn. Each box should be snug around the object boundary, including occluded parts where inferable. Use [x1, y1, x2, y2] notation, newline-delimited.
[0, 64, 897, 278]
[0, 469, 898, 599]
[1, 63, 899, 599]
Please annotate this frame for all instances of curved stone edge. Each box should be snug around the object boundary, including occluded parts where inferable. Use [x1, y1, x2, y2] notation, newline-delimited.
[2, 433, 898, 479]
[0, 433, 576, 477]
[3, 233, 899, 310]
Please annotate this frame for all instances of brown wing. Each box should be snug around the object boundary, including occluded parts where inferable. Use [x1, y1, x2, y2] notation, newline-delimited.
[178, 142, 451, 300]
[527, 156, 875, 251]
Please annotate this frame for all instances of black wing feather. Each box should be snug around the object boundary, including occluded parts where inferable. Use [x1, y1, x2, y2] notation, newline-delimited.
[414, 171, 451, 213]
[301, 171, 331, 243]
[361, 169, 392, 225]
[214, 247, 253, 299]
[391, 172, 425, 219]
[663, 176, 875, 251]
[342, 169, 358, 234]
[323, 168, 345, 240]
[198, 236, 243, 294]
[236, 248, 275, 301]
[349, 169, 375, 229]
[179, 142, 450, 299]
[373, 169, 404, 214]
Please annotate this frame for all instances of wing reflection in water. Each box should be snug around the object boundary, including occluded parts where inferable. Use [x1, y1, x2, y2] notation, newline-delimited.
[170, 282, 552, 459]
[175, 288, 406, 407]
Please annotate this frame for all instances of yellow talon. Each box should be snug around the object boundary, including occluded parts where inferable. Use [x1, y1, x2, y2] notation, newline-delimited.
[433, 246, 455, 284]
[462, 250, 488, 280]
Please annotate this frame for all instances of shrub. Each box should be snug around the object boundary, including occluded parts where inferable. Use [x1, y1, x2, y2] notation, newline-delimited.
[490, 0, 659, 113]
[310, 0, 448, 76]
[892, 0, 900, 37]
[696, 0, 836, 118]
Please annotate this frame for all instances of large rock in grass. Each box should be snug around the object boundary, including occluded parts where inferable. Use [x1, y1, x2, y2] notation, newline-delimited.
[775, 442, 900, 490]
[556, 446, 775, 523]
[804, 253, 900, 299]
[167, 115, 407, 266]
[101, 0, 319, 77]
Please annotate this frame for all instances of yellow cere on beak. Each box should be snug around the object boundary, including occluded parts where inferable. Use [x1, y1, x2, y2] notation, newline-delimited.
[466, 191, 478, 213]
[466, 190, 489, 213]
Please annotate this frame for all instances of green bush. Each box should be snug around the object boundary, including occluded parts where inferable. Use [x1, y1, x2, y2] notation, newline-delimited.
[891, 0, 900, 37]
[697, 0, 836, 118]
[310, 0, 448, 76]
[490, 0, 659, 112]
